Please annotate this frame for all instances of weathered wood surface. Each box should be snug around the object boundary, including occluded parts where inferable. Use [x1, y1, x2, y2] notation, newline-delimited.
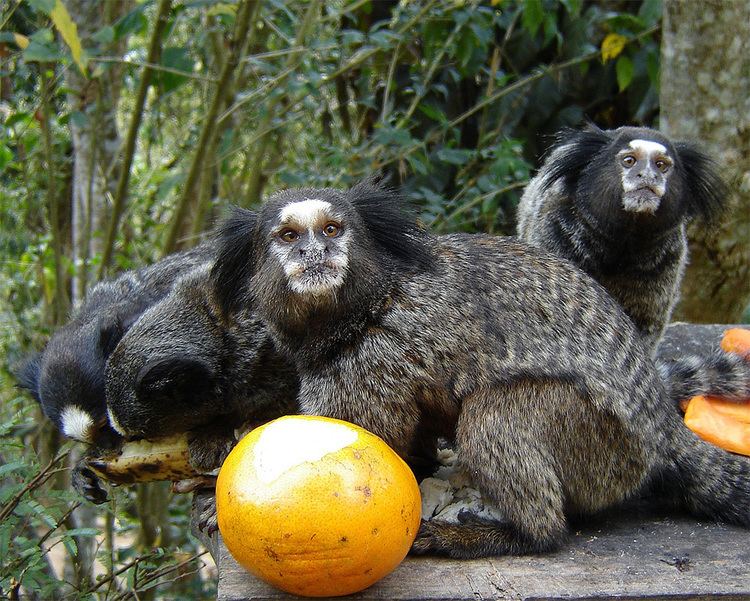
[195, 323, 750, 601]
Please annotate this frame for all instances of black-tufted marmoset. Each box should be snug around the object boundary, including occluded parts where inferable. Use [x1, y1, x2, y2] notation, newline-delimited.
[517, 124, 727, 353]
[105, 263, 299, 473]
[14, 243, 214, 448]
[211, 180, 750, 558]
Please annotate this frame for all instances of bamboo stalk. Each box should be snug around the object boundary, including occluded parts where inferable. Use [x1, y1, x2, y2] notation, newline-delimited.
[98, 0, 173, 279]
[162, 0, 260, 255]
[40, 67, 69, 325]
[242, 0, 322, 207]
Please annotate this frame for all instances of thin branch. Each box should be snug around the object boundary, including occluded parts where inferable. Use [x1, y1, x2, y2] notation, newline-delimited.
[0, 0, 23, 31]
[162, 0, 261, 255]
[98, 0, 173, 279]
[90, 56, 217, 82]
[380, 38, 402, 123]
[431, 180, 528, 227]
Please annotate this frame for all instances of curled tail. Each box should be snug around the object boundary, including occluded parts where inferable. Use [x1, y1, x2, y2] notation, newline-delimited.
[657, 349, 750, 405]
[661, 414, 750, 526]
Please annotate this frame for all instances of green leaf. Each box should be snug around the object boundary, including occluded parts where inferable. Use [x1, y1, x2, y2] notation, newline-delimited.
[0, 459, 24, 477]
[69, 111, 88, 128]
[560, 0, 581, 16]
[638, 0, 663, 27]
[60, 527, 99, 537]
[30, 28, 54, 44]
[206, 2, 236, 17]
[50, 0, 87, 74]
[22, 40, 63, 63]
[114, 4, 149, 39]
[522, 0, 544, 37]
[4, 112, 31, 128]
[27, 0, 56, 13]
[542, 12, 559, 48]
[605, 14, 645, 34]
[92, 25, 115, 45]
[436, 148, 474, 166]
[616, 55, 634, 91]
[406, 153, 429, 176]
[155, 47, 193, 94]
[417, 103, 447, 124]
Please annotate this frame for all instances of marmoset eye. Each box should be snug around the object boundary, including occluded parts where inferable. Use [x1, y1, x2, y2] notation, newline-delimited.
[323, 222, 341, 237]
[279, 229, 300, 242]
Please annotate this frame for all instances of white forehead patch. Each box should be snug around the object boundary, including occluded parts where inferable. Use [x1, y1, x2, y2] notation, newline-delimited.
[60, 405, 94, 442]
[628, 139, 667, 155]
[279, 199, 332, 229]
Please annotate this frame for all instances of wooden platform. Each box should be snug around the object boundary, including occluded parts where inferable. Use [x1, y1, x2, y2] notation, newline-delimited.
[194, 323, 750, 600]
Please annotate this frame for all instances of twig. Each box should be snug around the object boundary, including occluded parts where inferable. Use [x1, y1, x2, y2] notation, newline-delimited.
[431, 180, 528, 227]
[90, 56, 217, 82]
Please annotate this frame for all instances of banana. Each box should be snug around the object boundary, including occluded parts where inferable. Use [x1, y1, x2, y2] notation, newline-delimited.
[86, 433, 217, 485]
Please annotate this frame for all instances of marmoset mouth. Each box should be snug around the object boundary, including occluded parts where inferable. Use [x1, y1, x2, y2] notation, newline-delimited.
[622, 188, 661, 214]
[288, 261, 346, 295]
[301, 261, 339, 275]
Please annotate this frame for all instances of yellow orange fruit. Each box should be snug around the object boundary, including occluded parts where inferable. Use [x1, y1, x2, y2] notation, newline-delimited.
[215, 415, 421, 597]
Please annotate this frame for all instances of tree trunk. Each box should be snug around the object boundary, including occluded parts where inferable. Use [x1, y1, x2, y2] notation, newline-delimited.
[661, 1, 750, 323]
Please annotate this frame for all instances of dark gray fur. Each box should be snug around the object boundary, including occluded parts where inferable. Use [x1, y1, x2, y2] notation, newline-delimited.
[105, 263, 299, 473]
[517, 125, 727, 353]
[14, 244, 214, 446]
[212, 181, 750, 559]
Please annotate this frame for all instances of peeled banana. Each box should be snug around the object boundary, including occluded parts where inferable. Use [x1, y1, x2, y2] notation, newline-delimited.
[86, 433, 215, 485]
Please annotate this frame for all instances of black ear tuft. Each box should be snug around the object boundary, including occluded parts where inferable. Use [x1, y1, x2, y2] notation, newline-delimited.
[540, 124, 612, 195]
[13, 352, 43, 401]
[99, 319, 124, 358]
[210, 206, 258, 315]
[674, 142, 728, 222]
[136, 357, 217, 405]
[348, 179, 435, 271]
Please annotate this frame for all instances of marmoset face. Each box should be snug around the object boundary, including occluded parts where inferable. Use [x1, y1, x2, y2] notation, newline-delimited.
[617, 138, 674, 214]
[269, 198, 351, 296]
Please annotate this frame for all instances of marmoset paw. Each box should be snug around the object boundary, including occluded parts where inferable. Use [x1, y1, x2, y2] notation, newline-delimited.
[72, 463, 109, 505]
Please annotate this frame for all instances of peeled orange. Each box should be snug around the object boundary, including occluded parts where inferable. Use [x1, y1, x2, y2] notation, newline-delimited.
[721, 328, 750, 359]
[215, 415, 421, 597]
[684, 395, 750, 457]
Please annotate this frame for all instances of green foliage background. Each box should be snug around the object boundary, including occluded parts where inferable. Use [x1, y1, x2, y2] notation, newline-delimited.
[1, 0, 662, 598]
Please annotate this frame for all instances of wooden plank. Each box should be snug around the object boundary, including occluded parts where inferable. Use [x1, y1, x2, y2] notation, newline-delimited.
[210, 503, 750, 600]
[196, 323, 750, 600]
